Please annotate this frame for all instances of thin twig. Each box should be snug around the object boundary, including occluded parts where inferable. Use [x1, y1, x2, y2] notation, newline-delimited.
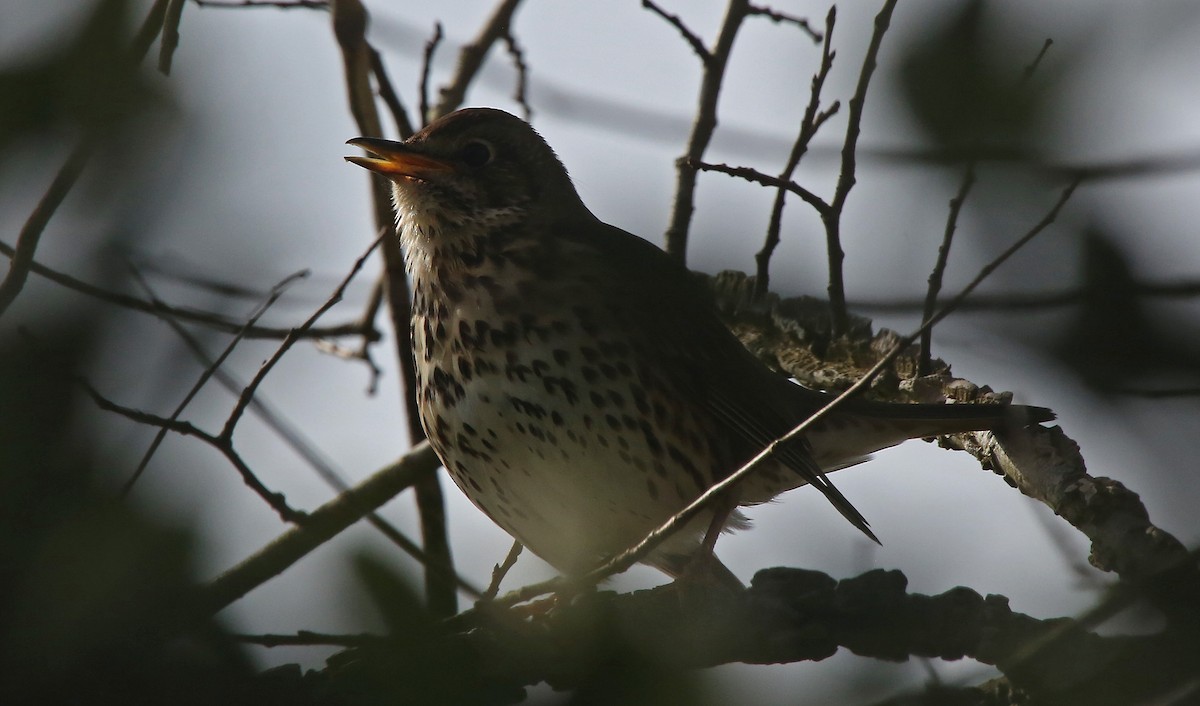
[351, 273, 387, 394]
[221, 231, 385, 440]
[501, 29, 532, 121]
[136, 268, 480, 597]
[368, 46, 415, 138]
[192, 0, 328, 7]
[822, 0, 899, 335]
[0, 145, 93, 321]
[433, 0, 526, 118]
[661, 0, 753, 263]
[1, 242, 378, 339]
[159, 0, 187, 74]
[121, 265, 304, 494]
[919, 37, 1054, 373]
[754, 6, 837, 297]
[10, 242, 377, 338]
[236, 631, 385, 647]
[481, 541, 524, 601]
[419, 22, 444, 127]
[852, 278, 1200, 312]
[80, 380, 302, 521]
[919, 164, 976, 375]
[334, 0, 458, 618]
[203, 443, 440, 614]
[0, 0, 171, 318]
[689, 160, 827, 212]
[1022, 38, 1054, 81]
[747, 3, 821, 42]
[642, 0, 711, 62]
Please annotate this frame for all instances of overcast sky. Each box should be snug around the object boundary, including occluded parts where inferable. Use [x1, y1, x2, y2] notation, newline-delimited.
[4, 1, 1200, 703]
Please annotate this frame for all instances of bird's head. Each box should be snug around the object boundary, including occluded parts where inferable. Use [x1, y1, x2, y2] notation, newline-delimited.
[347, 108, 587, 252]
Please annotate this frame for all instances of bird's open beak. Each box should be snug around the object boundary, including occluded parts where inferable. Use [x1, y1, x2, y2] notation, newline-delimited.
[345, 137, 453, 179]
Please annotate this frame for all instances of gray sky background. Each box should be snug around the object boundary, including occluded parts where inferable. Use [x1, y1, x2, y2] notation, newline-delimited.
[4, 1, 1200, 703]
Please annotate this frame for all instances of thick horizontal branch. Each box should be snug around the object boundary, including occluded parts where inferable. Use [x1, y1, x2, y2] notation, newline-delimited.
[298, 568, 1199, 704]
[203, 443, 439, 614]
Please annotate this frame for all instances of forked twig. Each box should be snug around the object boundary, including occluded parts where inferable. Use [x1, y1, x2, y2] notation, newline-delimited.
[822, 0, 899, 335]
[419, 22, 443, 127]
[655, 0, 753, 262]
[755, 6, 838, 296]
[203, 443, 441, 613]
[121, 265, 305, 494]
[481, 541, 524, 601]
[433, 0, 526, 119]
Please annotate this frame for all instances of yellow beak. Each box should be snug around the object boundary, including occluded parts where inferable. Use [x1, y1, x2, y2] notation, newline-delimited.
[345, 137, 453, 179]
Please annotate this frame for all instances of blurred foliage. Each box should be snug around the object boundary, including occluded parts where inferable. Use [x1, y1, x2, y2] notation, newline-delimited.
[0, 0, 160, 155]
[897, 0, 1067, 156]
[1051, 230, 1200, 393]
[0, 322, 265, 705]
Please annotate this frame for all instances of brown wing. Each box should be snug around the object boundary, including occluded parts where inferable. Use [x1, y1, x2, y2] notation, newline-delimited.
[565, 220, 878, 541]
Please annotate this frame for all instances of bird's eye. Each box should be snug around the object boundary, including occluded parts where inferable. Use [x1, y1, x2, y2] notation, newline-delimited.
[460, 140, 494, 167]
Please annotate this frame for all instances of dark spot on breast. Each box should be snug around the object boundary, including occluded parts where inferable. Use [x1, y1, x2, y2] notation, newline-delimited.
[630, 386, 650, 414]
[491, 322, 518, 348]
[459, 249, 484, 268]
[552, 349, 570, 365]
[668, 444, 707, 490]
[640, 421, 663, 456]
[509, 396, 547, 419]
[442, 281, 463, 303]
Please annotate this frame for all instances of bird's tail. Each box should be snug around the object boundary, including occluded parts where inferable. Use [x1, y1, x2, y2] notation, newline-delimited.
[806, 399, 1054, 470]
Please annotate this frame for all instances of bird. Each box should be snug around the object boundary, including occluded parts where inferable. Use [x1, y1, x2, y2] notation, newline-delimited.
[346, 107, 1053, 580]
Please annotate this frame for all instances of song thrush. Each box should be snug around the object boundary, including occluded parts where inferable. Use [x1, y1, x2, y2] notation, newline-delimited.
[347, 108, 1052, 578]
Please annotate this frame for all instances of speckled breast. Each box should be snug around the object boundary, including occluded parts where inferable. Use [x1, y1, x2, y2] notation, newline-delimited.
[409, 259, 728, 575]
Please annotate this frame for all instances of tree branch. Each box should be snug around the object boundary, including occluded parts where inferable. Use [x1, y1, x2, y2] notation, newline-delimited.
[822, 0, 898, 335]
[334, 0, 458, 617]
[432, 0, 526, 119]
[203, 443, 440, 613]
[755, 6, 838, 297]
[659, 0, 752, 263]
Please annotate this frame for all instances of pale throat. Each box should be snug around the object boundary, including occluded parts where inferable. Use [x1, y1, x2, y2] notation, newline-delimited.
[391, 182, 527, 276]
